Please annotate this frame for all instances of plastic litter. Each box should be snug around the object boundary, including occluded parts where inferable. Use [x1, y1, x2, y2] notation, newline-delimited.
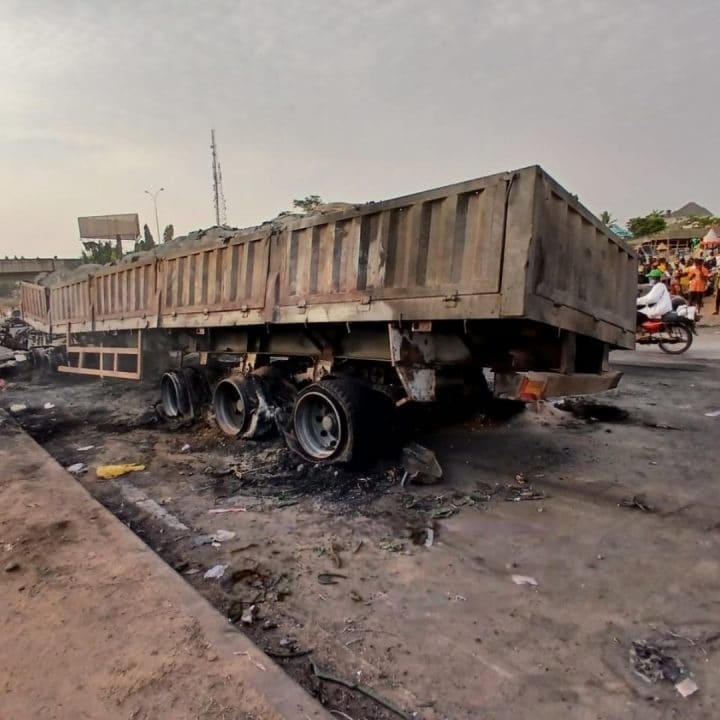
[67, 463, 87, 475]
[43, 402, 55, 410]
[675, 677, 698, 697]
[211, 529, 236, 543]
[424, 527, 435, 548]
[76, 445, 95, 452]
[203, 564, 228, 580]
[512, 574, 538, 587]
[96, 463, 146, 479]
[9, 404, 26, 413]
[241, 604, 257, 625]
[704, 410, 720, 418]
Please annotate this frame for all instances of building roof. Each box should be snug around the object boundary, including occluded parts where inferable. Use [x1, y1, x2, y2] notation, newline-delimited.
[632, 225, 720, 248]
[608, 223, 633, 238]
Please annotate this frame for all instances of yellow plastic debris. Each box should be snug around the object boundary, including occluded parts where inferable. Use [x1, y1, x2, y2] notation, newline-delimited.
[96, 464, 146, 479]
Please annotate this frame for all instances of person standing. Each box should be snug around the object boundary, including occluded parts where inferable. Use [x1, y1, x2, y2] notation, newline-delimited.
[685, 257, 710, 312]
[713, 269, 720, 315]
[670, 267, 683, 297]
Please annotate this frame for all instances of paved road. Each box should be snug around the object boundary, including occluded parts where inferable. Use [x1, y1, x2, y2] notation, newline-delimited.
[2, 335, 720, 719]
[613, 325, 720, 364]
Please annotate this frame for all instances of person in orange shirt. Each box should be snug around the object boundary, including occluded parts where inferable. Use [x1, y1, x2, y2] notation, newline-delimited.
[685, 257, 710, 311]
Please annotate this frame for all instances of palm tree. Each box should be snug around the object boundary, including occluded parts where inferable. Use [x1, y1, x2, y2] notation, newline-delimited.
[600, 210, 616, 226]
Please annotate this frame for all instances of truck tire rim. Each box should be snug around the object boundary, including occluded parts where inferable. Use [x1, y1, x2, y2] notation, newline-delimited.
[160, 371, 189, 418]
[214, 377, 250, 436]
[293, 390, 344, 460]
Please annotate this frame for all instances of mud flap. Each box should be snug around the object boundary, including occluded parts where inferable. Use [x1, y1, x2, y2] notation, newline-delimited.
[388, 325, 436, 402]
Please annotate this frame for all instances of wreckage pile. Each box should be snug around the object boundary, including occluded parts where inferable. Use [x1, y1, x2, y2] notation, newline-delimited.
[1, 311, 29, 351]
[0, 312, 29, 379]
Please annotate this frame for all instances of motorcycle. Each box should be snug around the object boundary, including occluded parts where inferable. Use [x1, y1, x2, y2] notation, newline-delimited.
[636, 311, 696, 354]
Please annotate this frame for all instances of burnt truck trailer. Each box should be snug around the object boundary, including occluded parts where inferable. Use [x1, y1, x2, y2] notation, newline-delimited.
[20, 166, 636, 462]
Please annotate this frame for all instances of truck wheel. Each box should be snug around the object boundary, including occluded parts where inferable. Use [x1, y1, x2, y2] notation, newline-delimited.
[213, 376, 255, 436]
[292, 379, 370, 462]
[161, 368, 209, 420]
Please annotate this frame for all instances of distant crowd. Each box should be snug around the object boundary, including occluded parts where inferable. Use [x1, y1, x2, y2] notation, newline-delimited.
[638, 253, 720, 315]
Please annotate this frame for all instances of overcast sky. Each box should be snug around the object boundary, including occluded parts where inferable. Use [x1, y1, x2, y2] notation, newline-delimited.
[1, 0, 718, 257]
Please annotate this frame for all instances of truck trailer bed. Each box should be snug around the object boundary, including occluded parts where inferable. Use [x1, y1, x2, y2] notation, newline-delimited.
[21, 166, 635, 349]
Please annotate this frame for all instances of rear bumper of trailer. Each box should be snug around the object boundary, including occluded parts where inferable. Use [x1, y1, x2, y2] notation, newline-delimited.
[493, 370, 623, 401]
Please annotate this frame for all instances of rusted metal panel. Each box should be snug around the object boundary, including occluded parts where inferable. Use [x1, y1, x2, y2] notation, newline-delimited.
[94, 261, 156, 321]
[278, 175, 507, 308]
[159, 235, 269, 317]
[525, 169, 635, 346]
[58, 332, 143, 380]
[19, 282, 49, 325]
[28, 166, 635, 350]
[49, 278, 92, 325]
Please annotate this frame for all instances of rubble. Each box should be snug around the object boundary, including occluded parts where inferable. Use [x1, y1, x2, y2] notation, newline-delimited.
[400, 442, 443, 486]
[629, 640, 684, 684]
[0, 313, 31, 351]
[203, 564, 228, 580]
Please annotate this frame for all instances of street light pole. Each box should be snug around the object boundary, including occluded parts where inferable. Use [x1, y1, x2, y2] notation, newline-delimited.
[144, 187, 164, 243]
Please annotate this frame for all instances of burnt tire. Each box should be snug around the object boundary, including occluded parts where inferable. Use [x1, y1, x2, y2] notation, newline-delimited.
[213, 376, 257, 436]
[160, 368, 209, 420]
[292, 378, 390, 464]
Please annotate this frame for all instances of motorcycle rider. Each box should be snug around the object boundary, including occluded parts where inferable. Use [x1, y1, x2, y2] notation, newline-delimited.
[637, 268, 672, 327]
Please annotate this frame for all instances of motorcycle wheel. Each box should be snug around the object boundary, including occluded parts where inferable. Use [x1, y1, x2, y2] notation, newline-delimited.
[658, 325, 693, 354]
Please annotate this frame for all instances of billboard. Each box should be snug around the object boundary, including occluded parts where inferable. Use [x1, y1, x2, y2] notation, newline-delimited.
[78, 213, 140, 240]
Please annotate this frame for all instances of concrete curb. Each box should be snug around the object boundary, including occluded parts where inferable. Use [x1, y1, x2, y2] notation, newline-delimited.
[0, 411, 332, 720]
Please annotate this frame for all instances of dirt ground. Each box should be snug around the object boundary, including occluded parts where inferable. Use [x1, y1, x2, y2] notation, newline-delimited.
[2, 331, 720, 719]
[0, 416, 330, 720]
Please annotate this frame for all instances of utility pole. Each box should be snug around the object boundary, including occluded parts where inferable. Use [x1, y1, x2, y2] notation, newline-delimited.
[144, 187, 164, 243]
[210, 129, 227, 226]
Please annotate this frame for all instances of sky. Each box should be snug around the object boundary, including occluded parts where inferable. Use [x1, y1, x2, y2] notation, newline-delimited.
[1, 0, 718, 258]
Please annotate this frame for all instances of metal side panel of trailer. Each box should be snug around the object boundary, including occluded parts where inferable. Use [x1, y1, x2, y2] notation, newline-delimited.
[22, 166, 636, 349]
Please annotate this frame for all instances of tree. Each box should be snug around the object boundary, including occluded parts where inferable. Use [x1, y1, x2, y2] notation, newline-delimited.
[163, 224, 174, 244]
[143, 224, 155, 248]
[81, 241, 117, 264]
[0, 280, 17, 297]
[627, 211, 667, 238]
[133, 224, 155, 252]
[293, 195, 322, 214]
[600, 210, 616, 226]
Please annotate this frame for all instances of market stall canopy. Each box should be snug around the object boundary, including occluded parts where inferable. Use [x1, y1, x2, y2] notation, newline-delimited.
[701, 228, 720, 247]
